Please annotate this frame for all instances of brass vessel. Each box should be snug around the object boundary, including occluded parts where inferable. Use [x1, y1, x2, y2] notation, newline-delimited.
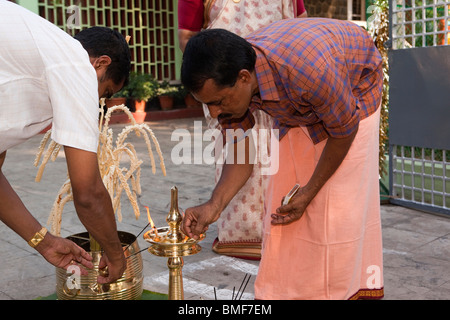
[55, 231, 143, 300]
[144, 186, 204, 300]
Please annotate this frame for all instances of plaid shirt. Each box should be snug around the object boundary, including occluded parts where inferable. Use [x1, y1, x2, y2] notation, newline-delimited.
[219, 18, 383, 144]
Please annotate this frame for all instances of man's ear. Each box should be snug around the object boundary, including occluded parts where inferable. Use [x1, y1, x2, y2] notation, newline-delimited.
[91, 55, 112, 70]
[238, 69, 252, 83]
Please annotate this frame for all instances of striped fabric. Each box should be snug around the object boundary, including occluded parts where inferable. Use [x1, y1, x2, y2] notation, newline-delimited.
[220, 18, 383, 144]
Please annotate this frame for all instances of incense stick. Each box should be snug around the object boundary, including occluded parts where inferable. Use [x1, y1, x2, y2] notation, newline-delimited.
[238, 275, 251, 300]
[234, 273, 249, 300]
[211, 273, 251, 300]
[124, 222, 151, 252]
[125, 246, 150, 259]
[135, 222, 151, 239]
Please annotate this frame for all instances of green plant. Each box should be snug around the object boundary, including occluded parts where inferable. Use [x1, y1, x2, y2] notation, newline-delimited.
[178, 85, 189, 96]
[125, 72, 158, 102]
[156, 81, 180, 97]
[111, 88, 129, 98]
[368, 0, 389, 178]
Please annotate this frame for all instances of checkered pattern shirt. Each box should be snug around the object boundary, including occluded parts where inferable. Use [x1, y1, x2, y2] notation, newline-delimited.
[219, 18, 383, 144]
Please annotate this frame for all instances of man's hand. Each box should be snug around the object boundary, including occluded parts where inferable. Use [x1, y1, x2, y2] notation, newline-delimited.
[35, 233, 93, 275]
[271, 128, 359, 226]
[182, 201, 221, 239]
[271, 186, 313, 225]
[96, 251, 127, 284]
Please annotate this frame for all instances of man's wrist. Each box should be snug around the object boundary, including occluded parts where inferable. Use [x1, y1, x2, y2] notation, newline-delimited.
[27, 227, 48, 248]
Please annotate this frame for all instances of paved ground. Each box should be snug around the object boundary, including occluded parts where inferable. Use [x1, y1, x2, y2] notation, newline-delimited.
[1, 116, 449, 300]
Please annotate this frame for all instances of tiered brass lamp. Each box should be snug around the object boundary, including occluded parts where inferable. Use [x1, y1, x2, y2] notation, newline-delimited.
[144, 186, 204, 300]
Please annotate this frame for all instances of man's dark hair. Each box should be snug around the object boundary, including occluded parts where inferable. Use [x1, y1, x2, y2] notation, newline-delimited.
[181, 29, 256, 93]
[75, 27, 131, 86]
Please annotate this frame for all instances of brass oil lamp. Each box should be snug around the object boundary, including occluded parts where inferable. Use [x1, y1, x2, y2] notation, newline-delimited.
[143, 186, 204, 300]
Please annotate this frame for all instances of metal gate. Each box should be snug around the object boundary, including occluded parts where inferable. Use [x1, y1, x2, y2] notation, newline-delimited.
[388, 0, 450, 215]
[34, 0, 181, 81]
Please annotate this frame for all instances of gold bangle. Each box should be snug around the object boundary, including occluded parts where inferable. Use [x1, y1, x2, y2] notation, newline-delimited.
[28, 227, 48, 248]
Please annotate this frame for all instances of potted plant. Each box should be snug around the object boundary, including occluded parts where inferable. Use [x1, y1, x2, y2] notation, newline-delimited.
[156, 81, 179, 110]
[126, 72, 158, 112]
[180, 85, 202, 108]
[105, 88, 128, 109]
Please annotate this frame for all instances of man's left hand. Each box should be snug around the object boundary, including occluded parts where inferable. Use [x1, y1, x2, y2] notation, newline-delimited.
[271, 186, 312, 225]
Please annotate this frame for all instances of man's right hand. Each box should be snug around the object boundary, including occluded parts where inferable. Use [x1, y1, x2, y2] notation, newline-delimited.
[96, 251, 126, 284]
[182, 201, 221, 239]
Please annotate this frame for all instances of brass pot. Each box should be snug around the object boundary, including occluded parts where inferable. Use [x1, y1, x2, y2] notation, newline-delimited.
[55, 231, 143, 300]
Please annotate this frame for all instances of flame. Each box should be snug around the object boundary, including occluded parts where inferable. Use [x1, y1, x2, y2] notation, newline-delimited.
[145, 206, 160, 240]
[145, 206, 155, 228]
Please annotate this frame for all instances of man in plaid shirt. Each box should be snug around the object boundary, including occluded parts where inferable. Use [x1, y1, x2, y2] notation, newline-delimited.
[181, 18, 384, 299]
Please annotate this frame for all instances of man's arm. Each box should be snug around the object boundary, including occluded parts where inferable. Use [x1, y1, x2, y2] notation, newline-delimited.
[182, 136, 254, 239]
[63, 146, 125, 283]
[0, 151, 93, 273]
[182, 162, 253, 239]
[0, 152, 42, 241]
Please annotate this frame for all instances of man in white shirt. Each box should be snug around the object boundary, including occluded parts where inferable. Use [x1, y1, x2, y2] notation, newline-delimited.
[0, 0, 131, 284]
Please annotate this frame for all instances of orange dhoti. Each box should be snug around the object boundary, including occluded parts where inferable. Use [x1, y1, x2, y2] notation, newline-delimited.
[254, 107, 384, 300]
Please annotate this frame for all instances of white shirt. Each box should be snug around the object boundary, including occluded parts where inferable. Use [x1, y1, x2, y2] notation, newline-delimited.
[0, 0, 100, 154]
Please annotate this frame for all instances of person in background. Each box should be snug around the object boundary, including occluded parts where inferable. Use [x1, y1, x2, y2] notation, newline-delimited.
[0, 1, 130, 284]
[181, 18, 384, 299]
[178, 0, 307, 260]
[178, 0, 307, 52]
